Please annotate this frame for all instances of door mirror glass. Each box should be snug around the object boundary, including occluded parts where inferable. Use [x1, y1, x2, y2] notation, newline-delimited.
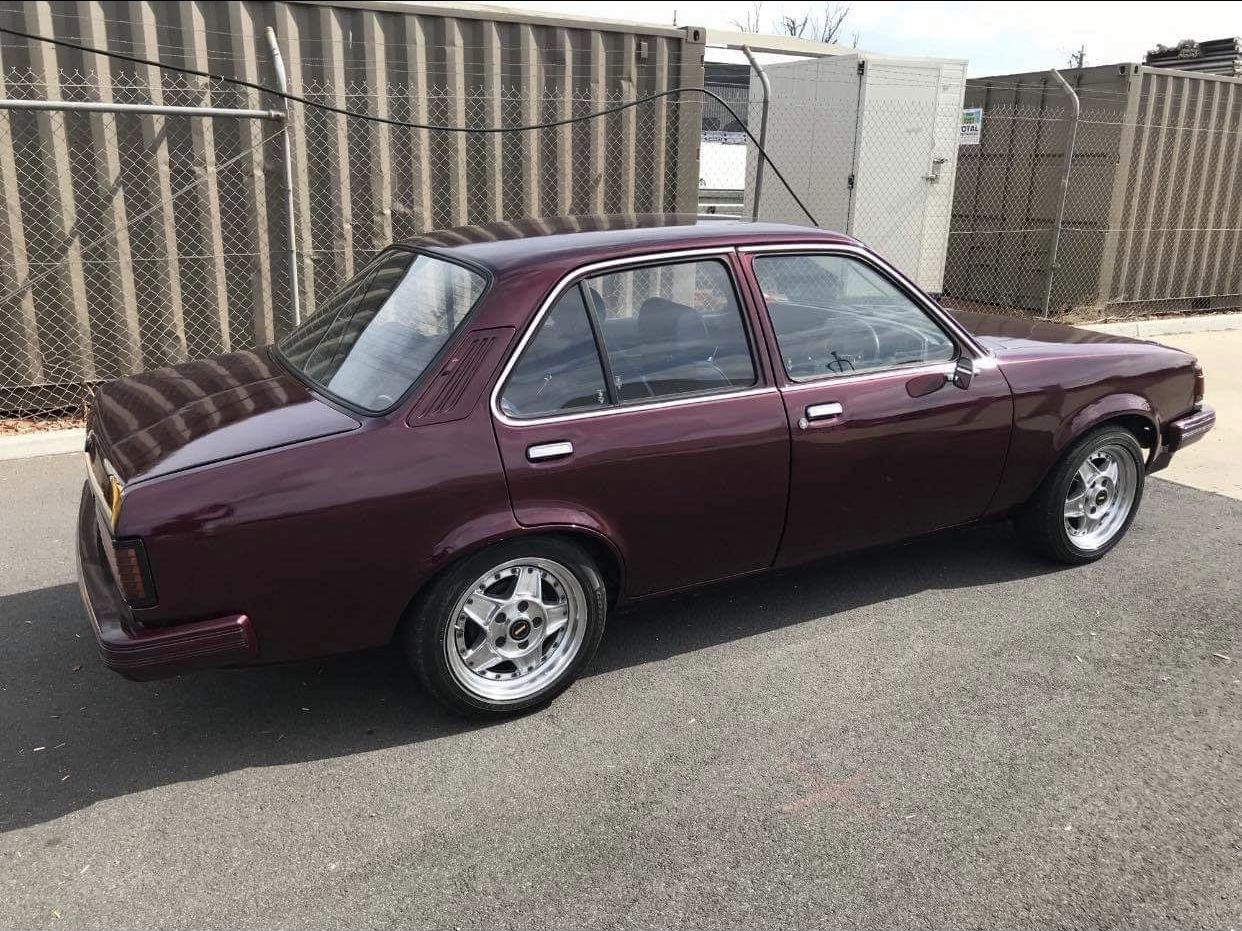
[952, 355, 974, 389]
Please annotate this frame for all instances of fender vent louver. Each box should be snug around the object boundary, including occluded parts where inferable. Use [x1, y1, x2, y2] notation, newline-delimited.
[408, 327, 515, 425]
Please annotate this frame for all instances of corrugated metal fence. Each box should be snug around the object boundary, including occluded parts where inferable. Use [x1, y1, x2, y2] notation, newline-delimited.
[0, 0, 704, 419]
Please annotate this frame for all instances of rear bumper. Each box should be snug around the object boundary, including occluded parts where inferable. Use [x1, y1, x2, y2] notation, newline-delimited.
[76, 485, 257, 680]
[1149, 404, 1215, 473]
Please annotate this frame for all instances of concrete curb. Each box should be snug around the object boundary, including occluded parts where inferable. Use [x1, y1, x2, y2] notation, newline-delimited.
[0, 428, 85, 462]
[1085, 311, 1242, 338]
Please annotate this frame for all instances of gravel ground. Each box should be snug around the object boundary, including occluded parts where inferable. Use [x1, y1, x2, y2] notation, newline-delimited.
[0, 453, 1239, 930]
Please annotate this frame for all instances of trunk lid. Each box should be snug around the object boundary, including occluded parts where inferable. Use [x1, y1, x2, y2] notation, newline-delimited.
[89, 349, 360, 484]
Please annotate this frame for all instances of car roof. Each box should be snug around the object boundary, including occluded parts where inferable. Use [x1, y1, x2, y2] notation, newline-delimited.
[398, 214, 858, 276]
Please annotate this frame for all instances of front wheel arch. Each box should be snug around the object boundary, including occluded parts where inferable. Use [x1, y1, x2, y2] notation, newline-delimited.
[1055, 396, 1159, 467]
[1016, 423, 1146, 564]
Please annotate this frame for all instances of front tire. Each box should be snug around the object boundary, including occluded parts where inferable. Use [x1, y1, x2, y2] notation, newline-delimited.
[403, 537, 607, 716]
[1015, 424, 1145, 565]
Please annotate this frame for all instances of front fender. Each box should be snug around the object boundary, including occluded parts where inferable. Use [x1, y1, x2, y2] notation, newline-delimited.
[1055, 392, 1158, 462]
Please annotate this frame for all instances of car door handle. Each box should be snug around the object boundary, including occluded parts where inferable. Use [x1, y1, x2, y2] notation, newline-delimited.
[799, 402, 844, 430]
[527, 441, 573, 462]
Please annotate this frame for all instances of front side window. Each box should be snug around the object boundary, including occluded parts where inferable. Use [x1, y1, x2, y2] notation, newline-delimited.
[278, 249, 486, 412]
[498, 287, 608, 419]
[584, 259, 756, 401]
[753, 253, 956, 381]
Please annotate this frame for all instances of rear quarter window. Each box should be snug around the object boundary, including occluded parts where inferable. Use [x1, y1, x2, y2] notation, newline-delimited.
[278, 250, 486, 413]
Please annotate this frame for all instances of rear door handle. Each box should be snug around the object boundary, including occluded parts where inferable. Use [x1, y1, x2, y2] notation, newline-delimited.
[527, 441, 573, 462]
[799, 402, 844, 430]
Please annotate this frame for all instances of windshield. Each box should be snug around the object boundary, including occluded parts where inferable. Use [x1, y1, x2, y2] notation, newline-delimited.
[277, 250, 487, 413]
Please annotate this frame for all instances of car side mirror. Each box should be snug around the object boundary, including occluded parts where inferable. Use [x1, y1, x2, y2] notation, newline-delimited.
[951, 356, 974, 390]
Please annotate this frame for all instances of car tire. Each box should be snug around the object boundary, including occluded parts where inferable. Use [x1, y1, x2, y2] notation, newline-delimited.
[402, 536, 608, 717]
[1015, 424, 1146, 565]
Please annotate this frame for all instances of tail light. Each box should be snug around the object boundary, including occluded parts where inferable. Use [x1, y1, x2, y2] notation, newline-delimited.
[111, 538, 157, 608]
[1193, 365, 1205, 406]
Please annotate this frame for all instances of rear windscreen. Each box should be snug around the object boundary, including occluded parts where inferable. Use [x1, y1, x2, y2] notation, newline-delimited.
[277, 249, 486, 412]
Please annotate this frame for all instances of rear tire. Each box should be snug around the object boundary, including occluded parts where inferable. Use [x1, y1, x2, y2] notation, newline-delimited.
[1015, 424, 1145, 565]
[403, 537, 607, 717]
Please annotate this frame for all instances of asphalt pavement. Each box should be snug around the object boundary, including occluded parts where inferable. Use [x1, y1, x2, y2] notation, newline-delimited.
[0, 453, 1239, 929]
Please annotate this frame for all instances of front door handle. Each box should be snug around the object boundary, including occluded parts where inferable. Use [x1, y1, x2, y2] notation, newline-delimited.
[527, 440, 573, 462]
[799, 402, 844, 430]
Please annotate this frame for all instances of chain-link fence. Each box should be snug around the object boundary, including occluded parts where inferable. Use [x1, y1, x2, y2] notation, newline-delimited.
[709, 57, 1242, 323]
[0, 68, 292, 430]
[291, 83, 690, 310]
[944, 83, 1242, 321]
[0, 68, 692, 428]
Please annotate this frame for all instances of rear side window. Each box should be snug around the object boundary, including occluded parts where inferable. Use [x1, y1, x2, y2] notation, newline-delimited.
[498, 287, 608, 418]
[278, 249, 486, 412]
[753, 253, 955, 380]
[499, 258, 757, 420]
[585, 259, 756, 401]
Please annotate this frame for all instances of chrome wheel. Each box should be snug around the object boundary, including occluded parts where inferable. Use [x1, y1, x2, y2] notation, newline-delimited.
[1063, 442, 1138, 551]
[445, 557, 587, 703]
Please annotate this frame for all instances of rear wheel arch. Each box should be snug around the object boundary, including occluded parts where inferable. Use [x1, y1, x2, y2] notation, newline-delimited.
[399, 531, 612, 715]
[401, 525, 624, 639]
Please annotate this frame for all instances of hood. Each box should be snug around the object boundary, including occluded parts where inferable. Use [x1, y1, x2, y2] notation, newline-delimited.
[89, 349, 360, 484]
[949, 308, 1154, 356]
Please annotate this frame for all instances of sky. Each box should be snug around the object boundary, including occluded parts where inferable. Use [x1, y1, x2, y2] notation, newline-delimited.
[488, 1, 1240, 75]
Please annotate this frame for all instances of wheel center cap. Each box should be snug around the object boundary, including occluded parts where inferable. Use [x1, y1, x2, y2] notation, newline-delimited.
[1095, 490, 1109, 506]
[508, 618, 532, 641]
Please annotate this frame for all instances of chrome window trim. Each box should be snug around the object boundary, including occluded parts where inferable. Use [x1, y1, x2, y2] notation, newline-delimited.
[739, 242, 991, 362]
[777, 360, 958, 394]
[491, 246, 771, 428]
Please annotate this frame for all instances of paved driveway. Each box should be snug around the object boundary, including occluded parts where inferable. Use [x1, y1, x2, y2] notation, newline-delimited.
[1157, 329, 1241, 500]
[0, 452, 1238, 929]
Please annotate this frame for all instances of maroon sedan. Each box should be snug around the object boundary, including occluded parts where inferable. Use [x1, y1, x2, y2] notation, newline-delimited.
[76, 215, 1215, 715]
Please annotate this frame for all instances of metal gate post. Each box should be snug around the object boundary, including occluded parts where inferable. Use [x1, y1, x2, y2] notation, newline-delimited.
[265, 26, 301, 327]
[1042, 68, 1080, 317]
[741, 46, 771, 220]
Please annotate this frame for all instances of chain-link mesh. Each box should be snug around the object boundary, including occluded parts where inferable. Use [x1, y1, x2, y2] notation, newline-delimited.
[703, 59, 1242, 324]
[0, 60, 693, 427]
[943, 91, 1242, 321]
[0, 68, 291, 428]
[290, 83, 687, 308]
[703, 56, 968, 302]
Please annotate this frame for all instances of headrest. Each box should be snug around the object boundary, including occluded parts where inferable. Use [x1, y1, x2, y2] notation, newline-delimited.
[637, 297, 707, 348]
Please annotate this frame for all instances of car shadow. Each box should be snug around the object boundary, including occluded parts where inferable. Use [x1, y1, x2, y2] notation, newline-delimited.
[0, 521, 1062, 832]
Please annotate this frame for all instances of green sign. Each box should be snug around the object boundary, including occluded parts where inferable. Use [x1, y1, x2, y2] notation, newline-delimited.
[960, 107, 983, 145]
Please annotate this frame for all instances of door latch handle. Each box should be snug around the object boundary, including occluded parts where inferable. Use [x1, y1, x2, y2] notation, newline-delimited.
[527, 441, 573, 462]
[799, 402, 844, 430]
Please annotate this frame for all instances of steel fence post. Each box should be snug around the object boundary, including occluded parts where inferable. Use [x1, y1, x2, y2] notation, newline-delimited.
[1042, 68, 1080, 318]
[741, 46, 771, 221]
[265, 26, 301, 328]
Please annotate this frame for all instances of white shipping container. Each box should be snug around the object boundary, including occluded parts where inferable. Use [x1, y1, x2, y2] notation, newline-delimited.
[745, 52, 967, 293]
